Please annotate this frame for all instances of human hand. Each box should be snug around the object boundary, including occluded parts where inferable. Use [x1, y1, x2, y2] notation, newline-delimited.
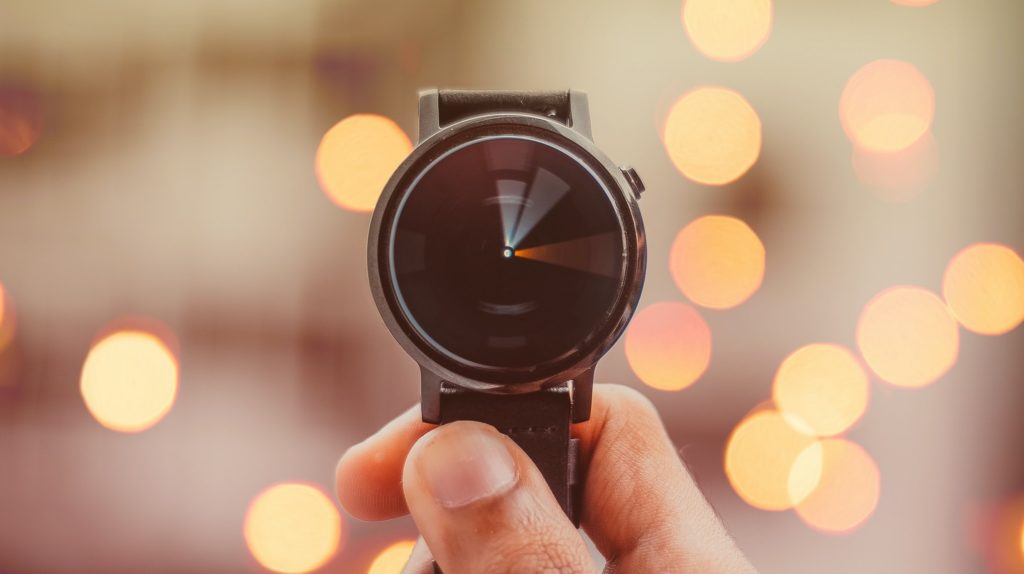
[335, 384, 756, 573]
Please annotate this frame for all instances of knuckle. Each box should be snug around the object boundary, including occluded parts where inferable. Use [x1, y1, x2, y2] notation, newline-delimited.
[486, 539, 591, 574]
[478, 504, 592, 574]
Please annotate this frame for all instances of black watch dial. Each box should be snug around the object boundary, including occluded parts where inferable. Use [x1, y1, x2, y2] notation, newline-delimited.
[387, 135, 628, 377]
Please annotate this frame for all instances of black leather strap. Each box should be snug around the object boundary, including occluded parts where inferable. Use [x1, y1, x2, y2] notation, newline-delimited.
[437, 381, 581, 522]
[434, 90, 582, 524]
[428, 90, 583, 574]
[437, 89, 572, 127]
[431, 382, 581, 574]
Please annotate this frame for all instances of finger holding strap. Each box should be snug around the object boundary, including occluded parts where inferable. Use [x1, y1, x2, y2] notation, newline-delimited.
[402, 420, 596, 574]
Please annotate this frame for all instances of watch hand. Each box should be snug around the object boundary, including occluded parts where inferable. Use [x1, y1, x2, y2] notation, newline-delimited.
[513, 232, 620, 278]
[495, 179, 527, 247]
[509, 167, 570, 247]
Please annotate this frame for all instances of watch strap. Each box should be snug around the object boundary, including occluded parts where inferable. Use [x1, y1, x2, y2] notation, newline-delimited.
[437, 381, 582, 524]
[426, 89, 589, 573]
[437, 89, 572, 127]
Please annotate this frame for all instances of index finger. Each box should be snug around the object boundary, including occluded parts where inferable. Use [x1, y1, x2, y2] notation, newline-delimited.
[335, 403, 433, 520]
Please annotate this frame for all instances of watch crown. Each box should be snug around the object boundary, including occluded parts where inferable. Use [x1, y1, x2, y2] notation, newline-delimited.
[620, 166, 645, 199]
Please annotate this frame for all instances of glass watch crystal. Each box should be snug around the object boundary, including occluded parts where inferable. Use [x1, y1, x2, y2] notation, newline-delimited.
[388, 135, 628, 373]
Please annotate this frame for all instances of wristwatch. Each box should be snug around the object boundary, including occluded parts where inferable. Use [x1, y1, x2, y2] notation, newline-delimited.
[367, 89, 647, 532]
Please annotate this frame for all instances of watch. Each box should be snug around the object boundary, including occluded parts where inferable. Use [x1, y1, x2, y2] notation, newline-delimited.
[367, 89, 647, 533]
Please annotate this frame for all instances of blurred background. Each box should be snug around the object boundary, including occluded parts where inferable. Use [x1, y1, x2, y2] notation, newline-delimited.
[1, 0, 1023, 572]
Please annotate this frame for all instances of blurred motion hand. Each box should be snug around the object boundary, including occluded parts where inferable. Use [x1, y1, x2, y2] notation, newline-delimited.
[335, 384, 756, 573]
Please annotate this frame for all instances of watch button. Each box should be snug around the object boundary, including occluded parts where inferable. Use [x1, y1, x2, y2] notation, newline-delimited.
[620, 166, 645, 199]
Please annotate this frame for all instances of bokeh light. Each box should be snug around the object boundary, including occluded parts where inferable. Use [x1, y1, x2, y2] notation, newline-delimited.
[840, 59, 934, 153]
[0, 282, 7, 336]
[244, 483, 343, 574]
[942, 243, 1024, 336]
[0, 86, 43, 157]
[662, 87, 762, 186]
[670, 215, 766, 309]
[80, 330, 179, 432]
[976, 495, 1024, 574]
[772, 344, 869, 437]
[792, 439, 880, 534]
[856, 286, 959, 388]
[725, 409, 820, 511]
[681, 0, 772, 62]
[1020, 517, 1024, 558]
[367, 540, 416, 574]
[315, 114, 412, 213]
[625, 301, 711, 391]
[0, 281, 13, 353]
[852, 131, 938, 202]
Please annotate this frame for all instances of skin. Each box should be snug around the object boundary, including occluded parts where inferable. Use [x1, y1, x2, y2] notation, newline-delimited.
[336, 384, 757, 573]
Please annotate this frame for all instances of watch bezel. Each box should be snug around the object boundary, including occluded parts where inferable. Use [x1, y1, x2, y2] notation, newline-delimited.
[368, 112, 646, 393]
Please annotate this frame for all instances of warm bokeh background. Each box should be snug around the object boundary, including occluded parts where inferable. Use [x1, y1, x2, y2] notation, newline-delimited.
[1, 0, 1023, 572]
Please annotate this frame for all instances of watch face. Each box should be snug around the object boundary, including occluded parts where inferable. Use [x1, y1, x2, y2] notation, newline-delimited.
[387, 135, 629, 378]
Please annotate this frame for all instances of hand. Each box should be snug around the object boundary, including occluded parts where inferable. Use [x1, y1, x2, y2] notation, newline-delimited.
[335, 384, 756, 573]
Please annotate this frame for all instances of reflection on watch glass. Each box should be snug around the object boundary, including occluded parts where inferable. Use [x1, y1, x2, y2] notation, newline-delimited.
[389, 135, 627, 372]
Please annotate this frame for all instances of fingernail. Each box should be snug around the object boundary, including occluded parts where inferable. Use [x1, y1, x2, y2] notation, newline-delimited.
[418, 424, 518, 509]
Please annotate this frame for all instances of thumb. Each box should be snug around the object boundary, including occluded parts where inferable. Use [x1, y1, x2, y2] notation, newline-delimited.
[402, 421, 597, 574]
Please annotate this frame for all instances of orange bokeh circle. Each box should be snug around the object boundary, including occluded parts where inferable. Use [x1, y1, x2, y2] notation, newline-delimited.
[625, 301, 712, 391]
